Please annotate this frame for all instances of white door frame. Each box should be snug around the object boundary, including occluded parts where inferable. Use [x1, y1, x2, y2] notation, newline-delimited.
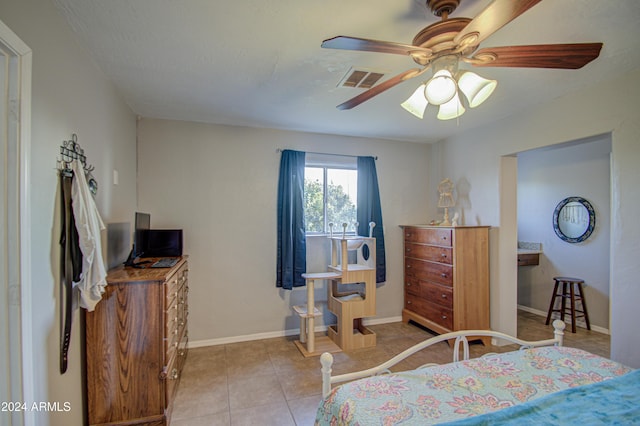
[0, 19, 33, 426]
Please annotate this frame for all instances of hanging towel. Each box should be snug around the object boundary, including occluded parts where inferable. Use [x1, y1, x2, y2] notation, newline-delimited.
[71, 161, 107, 311]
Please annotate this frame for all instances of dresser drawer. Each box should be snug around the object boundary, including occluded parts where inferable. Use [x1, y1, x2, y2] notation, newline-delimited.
[166, 263, 187, 293]
[404, 227, 452, 247]
[163, 351, 180, 410]
[405, 277, 453, 308]
[421, 281, 453, 309]
[166, 320, 180, 355]
[405, 295, 453, 330]
[166, 273, 181, 306]
[405, 277, 422, 297]
[176, 333, 188, 376]
[405, 257, 453, 286]
[405, 242, 453, 264]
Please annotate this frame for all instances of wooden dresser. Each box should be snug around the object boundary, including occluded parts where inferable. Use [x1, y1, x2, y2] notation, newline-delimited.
[85, 257, 189, 426]
[401, 226, 490, 344]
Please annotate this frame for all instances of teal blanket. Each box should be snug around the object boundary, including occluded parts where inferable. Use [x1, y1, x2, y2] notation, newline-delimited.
[443, 368, 640, 425]
[316, 347, 634, 425]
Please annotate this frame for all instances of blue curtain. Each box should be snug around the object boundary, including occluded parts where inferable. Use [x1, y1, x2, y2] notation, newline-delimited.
[357, 156, 386, 283]
[276, 150, 306, 289]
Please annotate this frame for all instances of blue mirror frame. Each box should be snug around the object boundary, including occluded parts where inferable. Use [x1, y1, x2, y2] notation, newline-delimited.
[553, 196, 596, 243]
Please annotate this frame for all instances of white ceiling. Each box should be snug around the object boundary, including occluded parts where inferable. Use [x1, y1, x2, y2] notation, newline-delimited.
[52, 0, 640, 143]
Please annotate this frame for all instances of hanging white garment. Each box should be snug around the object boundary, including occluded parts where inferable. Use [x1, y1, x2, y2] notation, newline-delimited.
[71, 161, 107, 311]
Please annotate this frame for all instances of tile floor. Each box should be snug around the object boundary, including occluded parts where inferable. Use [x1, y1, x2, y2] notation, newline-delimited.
[171, 310, 609, 426]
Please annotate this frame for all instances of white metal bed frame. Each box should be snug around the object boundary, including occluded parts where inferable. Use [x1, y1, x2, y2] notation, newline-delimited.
[320, 319, 566, 397]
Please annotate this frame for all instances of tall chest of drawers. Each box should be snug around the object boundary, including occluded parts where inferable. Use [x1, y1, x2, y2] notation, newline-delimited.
[401, 226, 489, 344]
[85, 257, 189, 425]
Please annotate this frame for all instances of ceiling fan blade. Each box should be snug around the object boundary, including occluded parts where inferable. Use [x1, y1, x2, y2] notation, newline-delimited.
[454, 0, 543, 47]
[468, 43, 603, 69]
[322, 36, 432, 58]
[337, 68, 422, 110]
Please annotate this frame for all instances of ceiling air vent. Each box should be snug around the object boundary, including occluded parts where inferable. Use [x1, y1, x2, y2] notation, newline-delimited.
[338, 68, 386, 89]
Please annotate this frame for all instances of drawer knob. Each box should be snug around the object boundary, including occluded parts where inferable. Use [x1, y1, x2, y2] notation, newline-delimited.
[407, 300, 412, 305]
[406, 282, 411, 287]
[441, 254, 447, 258]
[441, 315, 447, 319]
[441, 273, 447, 278]
[406, 233, 412, 238]
[441, 294, 447, 298]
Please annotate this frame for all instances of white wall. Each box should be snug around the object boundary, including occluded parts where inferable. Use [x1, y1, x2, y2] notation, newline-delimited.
[137, 118, 431, 343]
[432, 68, 640, 368]
[517, 137, 611, 330]
[0, 1, 137, 424]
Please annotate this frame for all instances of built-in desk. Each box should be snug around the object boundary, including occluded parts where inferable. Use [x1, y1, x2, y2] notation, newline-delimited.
[517, 249, 540, 266]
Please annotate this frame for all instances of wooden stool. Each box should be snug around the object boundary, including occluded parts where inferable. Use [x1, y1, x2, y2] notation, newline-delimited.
[545, 276, 591, 333]
[293, 272, 342, 357]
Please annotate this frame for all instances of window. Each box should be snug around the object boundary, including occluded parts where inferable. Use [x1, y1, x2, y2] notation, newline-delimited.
[304, 155, 357, 234]
[277, 150, 386, 287]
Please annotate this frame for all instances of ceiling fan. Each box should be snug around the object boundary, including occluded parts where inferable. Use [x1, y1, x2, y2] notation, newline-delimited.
[321, 0, 603, 119]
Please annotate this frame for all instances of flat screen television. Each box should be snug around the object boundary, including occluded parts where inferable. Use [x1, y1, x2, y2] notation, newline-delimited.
[124, 212, 183, 265]
[142, 229, 183, 257]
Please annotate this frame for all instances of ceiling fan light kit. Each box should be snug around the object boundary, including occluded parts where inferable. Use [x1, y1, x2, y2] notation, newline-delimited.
[400, 84, 430, 119]
[424, 55, 459, 105]
[437, 91, 466, 120]
[321, 0, 603, 122]
[401, 65, 494, 120]
[425, 70, 457, 105]
[401, 53, 497, 120]
[457, 71, 497, 108]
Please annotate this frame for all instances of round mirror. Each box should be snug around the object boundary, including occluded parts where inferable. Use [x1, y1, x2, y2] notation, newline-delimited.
[553, 196, 595, 243]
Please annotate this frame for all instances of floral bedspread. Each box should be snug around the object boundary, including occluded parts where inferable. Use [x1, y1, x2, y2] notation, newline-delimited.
[315, 346, 633, 425]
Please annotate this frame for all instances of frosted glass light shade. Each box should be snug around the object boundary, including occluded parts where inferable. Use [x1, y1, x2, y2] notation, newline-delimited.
[424, 70, 457, 105]
[458, 71, 497, 108]
[437, 92, 466, 120]
[400, 84, 429, 119]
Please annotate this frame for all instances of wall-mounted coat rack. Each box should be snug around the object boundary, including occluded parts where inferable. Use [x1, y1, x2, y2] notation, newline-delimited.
[59, 133, 92, 169]
[58, 133, 98, 195]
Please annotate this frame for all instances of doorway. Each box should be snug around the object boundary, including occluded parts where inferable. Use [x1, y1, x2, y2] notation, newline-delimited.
[0, 18, 33, 426]
[511, 136, 612, 343]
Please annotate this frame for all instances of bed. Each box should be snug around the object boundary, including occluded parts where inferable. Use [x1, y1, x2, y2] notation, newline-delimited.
[316, 320, 637, 425]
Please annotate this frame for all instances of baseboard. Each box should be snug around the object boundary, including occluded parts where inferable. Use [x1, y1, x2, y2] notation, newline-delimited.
[188, 315, 404, 348]
[364, 315, 403, 326]
[189, 308, 609, 348]
[516, 304, 550, 317]
[517, 304, 609, 335]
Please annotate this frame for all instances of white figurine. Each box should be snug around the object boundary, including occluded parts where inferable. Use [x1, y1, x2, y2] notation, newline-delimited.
[451, 212, 459, 227]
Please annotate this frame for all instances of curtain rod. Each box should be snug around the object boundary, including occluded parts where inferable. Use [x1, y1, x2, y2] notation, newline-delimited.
[276, 148, 377, 160]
